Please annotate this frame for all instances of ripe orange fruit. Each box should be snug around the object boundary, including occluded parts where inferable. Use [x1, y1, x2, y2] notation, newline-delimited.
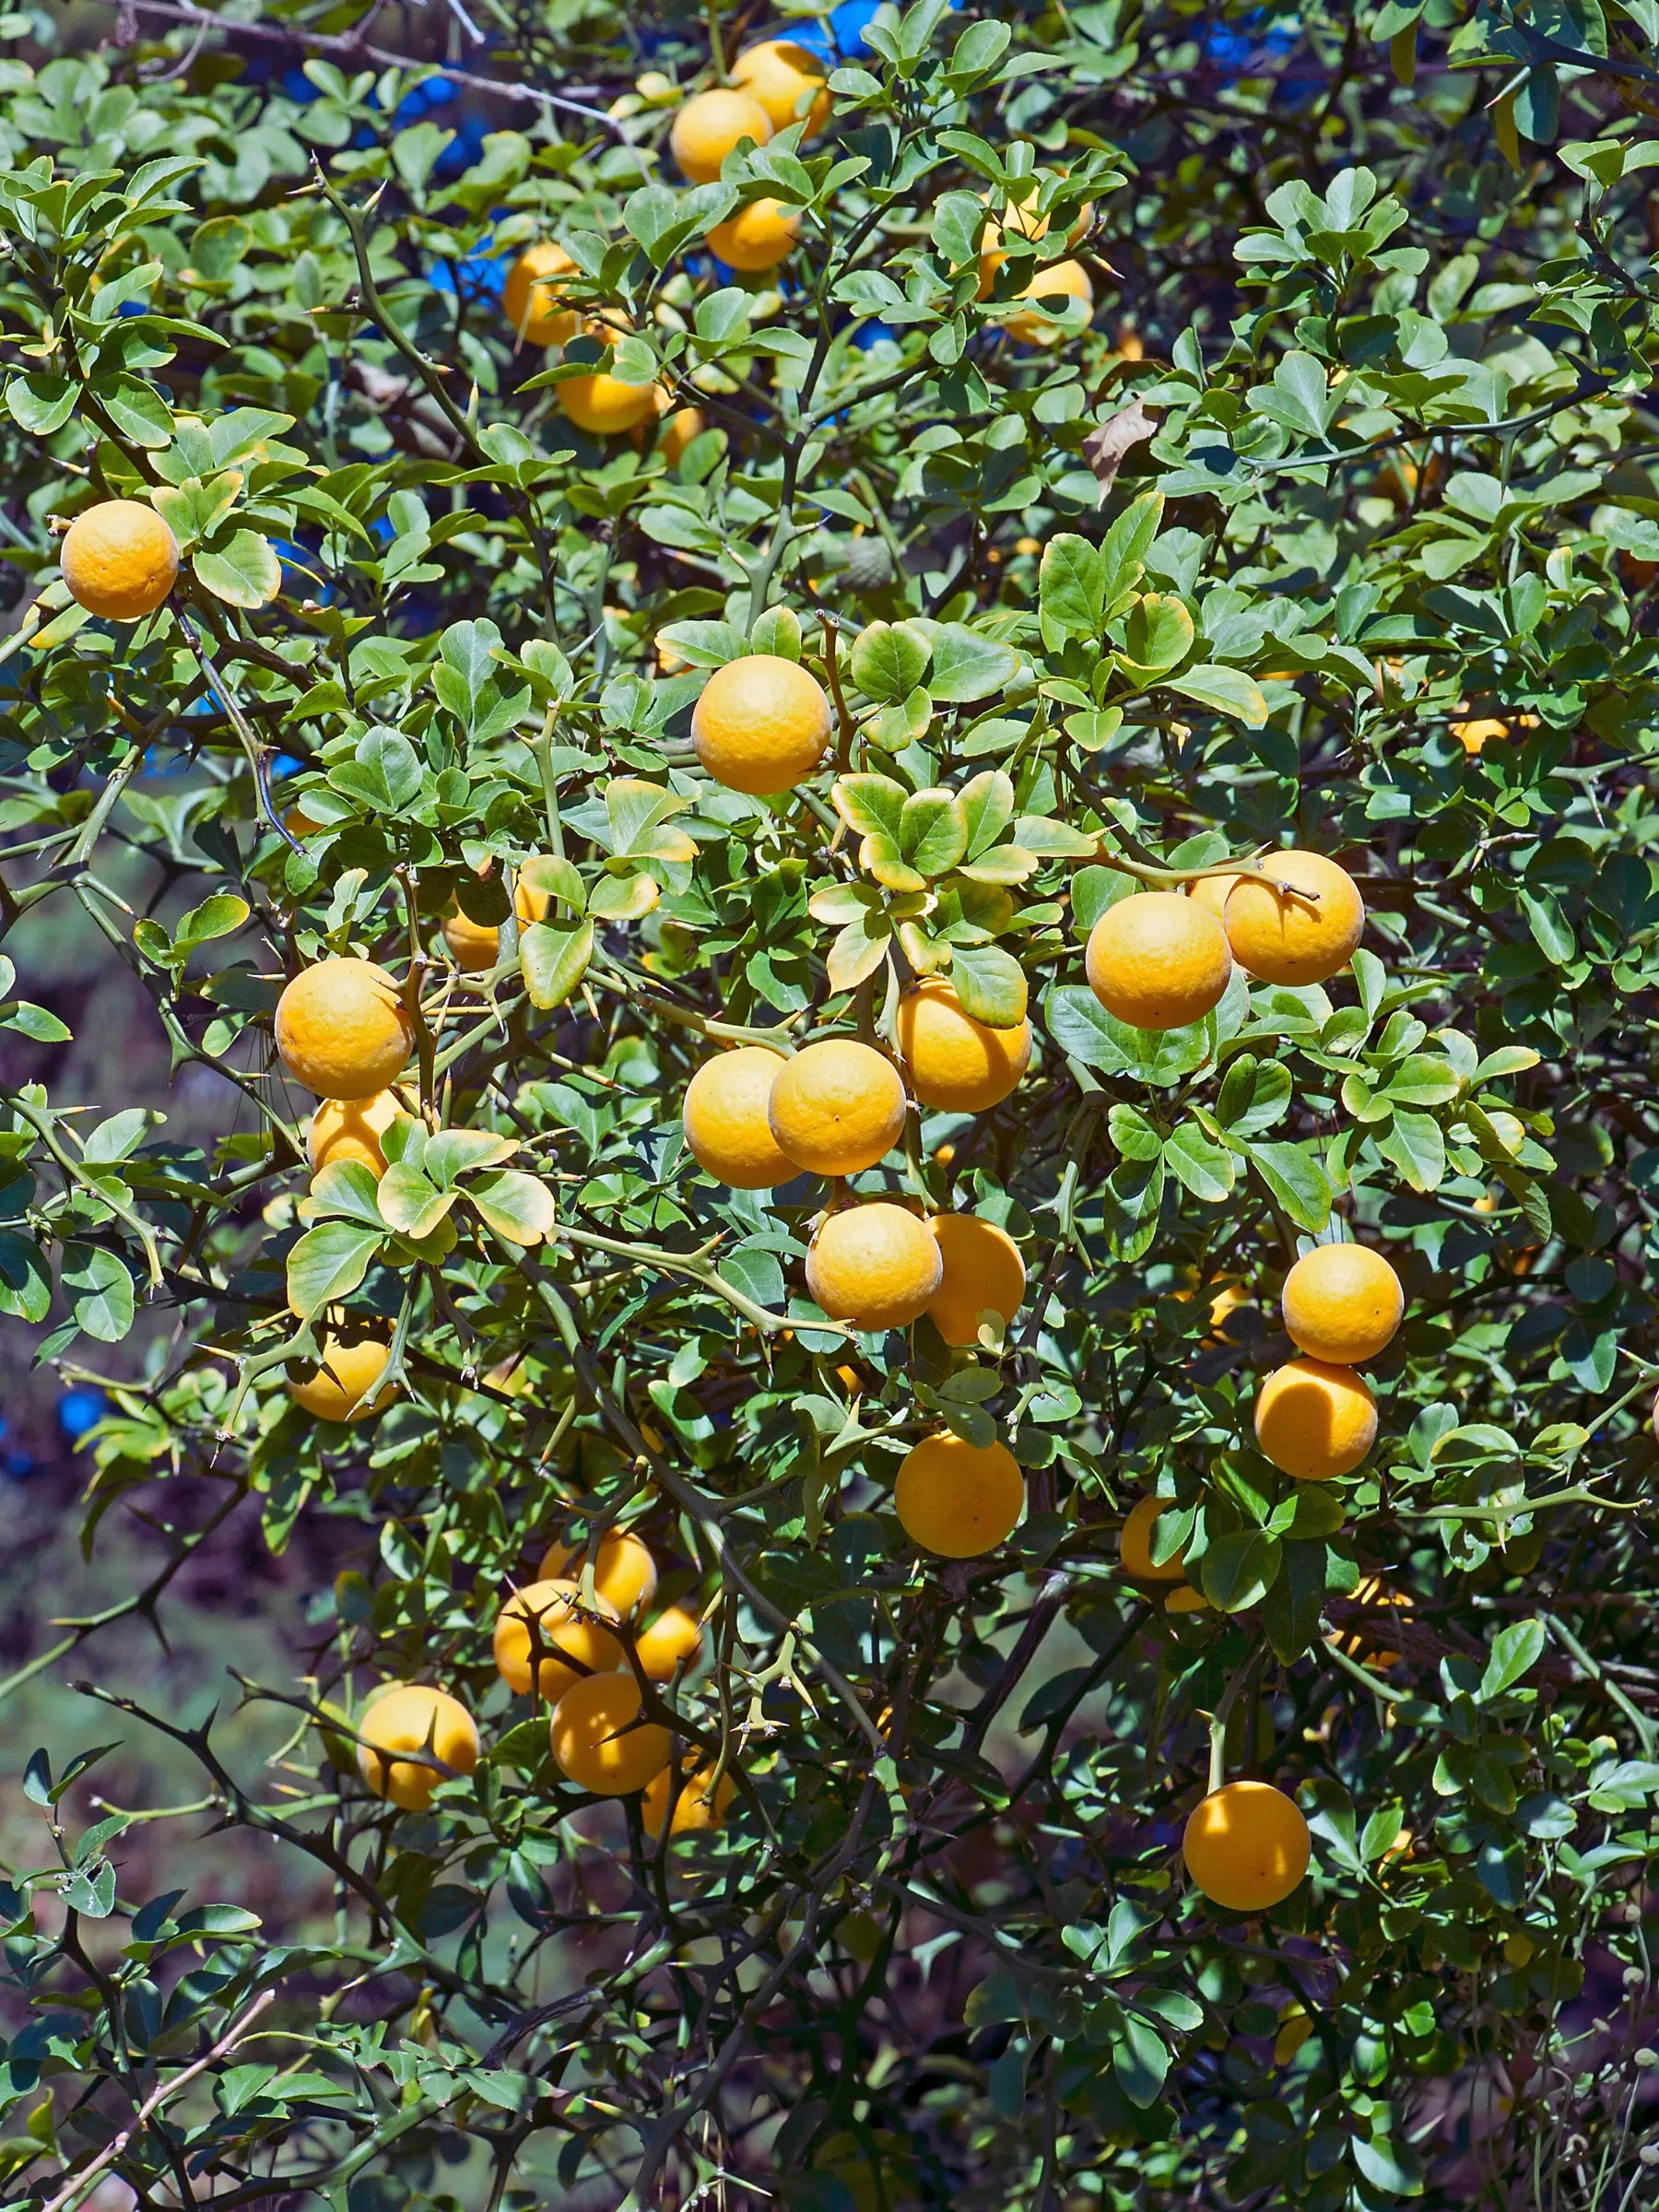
[493, 1579, 623, 1700]
[635, 1603, 705, 1679]
[708, 198, 801, 272]
[441, 878, 552, 973]
[1254, 1358, 1377, 1481]
[356, 1684, 479, 1813]
[768, 1038, 906, 1176]
[642, 1759, 735, 1838]
[1452, 715, 1508, 756]
[307, 1091, 405, 1179]
[276, 959, 413, 1100]
[1086, 892, 1232, 1030]
[1222, 853, 1365, 986]
[1281, 1242, 1403, 1364]
[1119, 1494, 1187, 1583]
[1182, 1780, 1310, 1912]
[895, 977, 1031, 1112]
[690, 653, 831, 794]
[806, 1202, 943, 1332]
[287, 1334, 395, 1422]
[503, 241, 579, 347]
[558, 364, 659, 435]
[1005, 258, 1093, 346]
[731, 39, 830, 135]
[537, 1529, 658, 1617]
[928, 1213, 1026, 1346]
[61, 500, 180, 620]
[1185, 871, 1240, 924]
[656, 398, 705, 464]
[669, 88, 773, 183]
[1164, 1584, 1211, 1615]
[549, 1671, 671, 1795]
[893, 1431, 1024, 1558]
[683, 1047, 798, 1187]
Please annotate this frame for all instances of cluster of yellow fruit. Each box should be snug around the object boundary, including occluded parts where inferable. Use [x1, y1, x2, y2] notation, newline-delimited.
[1085, 850, 1366, 1030]
[500, 41, 828, 438]
[685, 1006, 1034, 1554]
[356, 1530, 730, 1836]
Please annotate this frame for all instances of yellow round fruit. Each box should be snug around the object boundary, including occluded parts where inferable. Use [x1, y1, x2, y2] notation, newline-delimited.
[275, 959, 414, 1100]
[356, 1684, 479, 1814]
[806, 1202, 943, 1332]
[1182, 1780, 1310, 1912]
[1004, 258, 1093, 346]
[307, 1091, 405, 1179]
[928, 1213, 1026, 1347]
[731, 39, 830, 135]
[558, 369, 659, 435]
[893, 1431, 1024, 1559]
[683, 1047, 798, 1188]
[1186, 871, 1241, 925]
[1254, 1359, 1377, 1481]
[669, 88, 773, 184]
[657, 400, 706, 464]
[441, 878, 553, 973]
[287, 1334, 395, 1422]
[708, 197, 802, 272]
[769, 1038, 906, 1176]
[1453, 715, 1508, 756]
[643, 1759, 735, 1837]
[537, 1529, 658, 1617]
[635, 1603, 705, 1680]
[1223, 853, 1365, 987]
[503, 241, 579, 347]
[1281, 1242, 1404, 1364]
[1086, 892, 1232, 1031]
[494, 1578, 623, 1700]
[1119, 1494, 1187, 1583]
[690, 653, 832, 795]
[549, 1671, 671, 1795]
[895, 977, 1031, 1112]
[61, 500, 181, 620]
[1165, 1584, 1211, 1615]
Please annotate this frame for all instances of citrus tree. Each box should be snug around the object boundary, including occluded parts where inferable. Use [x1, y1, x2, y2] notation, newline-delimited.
[4, 1, 1659, 2206]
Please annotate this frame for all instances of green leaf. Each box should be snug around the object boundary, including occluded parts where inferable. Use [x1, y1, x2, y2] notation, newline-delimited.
[1200, 1529, 1282, 1613]
[749, 605, 802, 660]
[833, 774, 908, 841]
[1216, 1054, 1293, 1135]
[660, 619, 750, 667]
[1116, 594, 1194, 680]
[378, 1165, 460, 1241]
[850, 619, 931, 702]
[1480, 1618, 1546, 1701]
[424, 1129, 516, 1184]
[305, 1160, 386, 1228]
[97, 375, 174, 448]
[328, 728, 423, 815]
[1164, 1120, 1236, 1202]
[950, 944, 1028, 1029]
[958, 770, 1016, 859]
[827, 912, 892, 993]
[1242, 1139, 1332, 1232]
[192, 529, 281, 607]
[0, 1230, 51, 1324]
[520, 919, 594, 1009]
[1263, 1539, 1326, 1662]
[286, 1220, 382, 1320]
[1378, 1109, 1446, 1194]
[519, 854, 585, 913]
[916, 621, 1018, 702]
[467, 1169, 556, 1246]
[1039, 534, 1106, 651]
[1161, 665, 1269, 726]
[1098, 488, 1164, 606]
[899, 790, 970, 875]
[60, 1243, 135, 1344]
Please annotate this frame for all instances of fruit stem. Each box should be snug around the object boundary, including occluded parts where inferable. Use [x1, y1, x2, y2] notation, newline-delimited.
[1093, 836, 1315, 901]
